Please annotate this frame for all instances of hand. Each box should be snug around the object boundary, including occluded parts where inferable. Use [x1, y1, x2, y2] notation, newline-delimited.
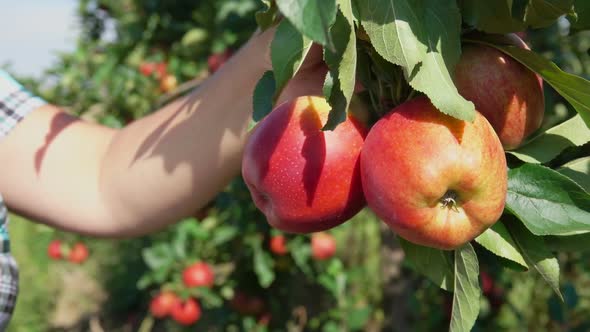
[245, 27, 328, 104]
[277, 44, 327, 104]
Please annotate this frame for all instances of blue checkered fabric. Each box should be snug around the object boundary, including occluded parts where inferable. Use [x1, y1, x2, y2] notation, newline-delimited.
[0, 69, 46, 330]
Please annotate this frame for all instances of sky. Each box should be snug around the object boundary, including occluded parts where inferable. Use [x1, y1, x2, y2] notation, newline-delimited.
[0, 0, 80, 77]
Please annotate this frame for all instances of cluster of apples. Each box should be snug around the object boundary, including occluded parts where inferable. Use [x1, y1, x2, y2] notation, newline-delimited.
[149, 262, 214, 325]
[243, 33, 544, 250]
[270, 232, 337, 260]
[138, 61, 178, 93]
[47, 240, 89, 264]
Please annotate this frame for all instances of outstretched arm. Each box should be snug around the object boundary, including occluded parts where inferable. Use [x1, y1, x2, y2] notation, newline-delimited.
[0, 29, 325, 237]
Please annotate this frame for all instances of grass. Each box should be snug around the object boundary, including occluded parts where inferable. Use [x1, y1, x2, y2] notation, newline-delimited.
[8, 214, 60, 332]
[6, 214, 150, 332]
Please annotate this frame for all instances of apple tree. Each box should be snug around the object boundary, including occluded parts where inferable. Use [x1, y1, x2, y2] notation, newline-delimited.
[250, 1, 590, 331]
[10, 0, 590, 331]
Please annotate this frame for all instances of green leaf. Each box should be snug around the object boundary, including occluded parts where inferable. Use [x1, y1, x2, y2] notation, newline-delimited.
[322, 0, 357, 130]
[256, 0, 278, 30]
[210, 226, 238, 246]
[172, 226, 189, 260]
[459, 0, 525, 33]
[271, 20, 313, 98]
[251, 238, 275, 288]
[460, 0, 572, 32]
[357, 0, 427, 72]
[408, 0, 476, 121]
[570, 0, 590, 31]
[449, 243, 480, 332]
[196, 288, 224, 307]
[182, 218, 210, 240]
[323, 70, 334, 100]
[181, 28, 208, 48]
[509, 115, 590, 163]
[136, 274, 154, 290]
[506, 217, 563, 300]
[142, 243, 175, 270]
[347, 306, 372, 330]
[318, 273, 340, 297]
[475, 222, 528, 269]
[99, 114, 124, 129]
[506, 163, 590, 236]
[252, 71, 277, 122]
[289, 237, 313, 276]
[545, 232, 590, 252]
[399, 238, 454, 291]
[275, 0, 337, 47]
[464, 37, 590, 127]
[524, 0, 574, 28]
[559, 157, 590, 192]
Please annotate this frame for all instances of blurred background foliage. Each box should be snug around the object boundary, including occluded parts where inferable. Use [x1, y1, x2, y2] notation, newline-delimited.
[4, 0, 590, 331]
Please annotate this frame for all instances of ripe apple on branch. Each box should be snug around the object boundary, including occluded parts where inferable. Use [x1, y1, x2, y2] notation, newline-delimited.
[245, 1, 590, 330]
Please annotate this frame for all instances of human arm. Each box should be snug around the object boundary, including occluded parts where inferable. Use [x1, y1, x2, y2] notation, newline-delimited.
[0, 29, 326, 237]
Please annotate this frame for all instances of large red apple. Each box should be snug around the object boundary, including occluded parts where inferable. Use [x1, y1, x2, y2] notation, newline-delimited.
[454, 33, 544, 150]
[242, 96, 367, 233]
[361, 97, 507, 250]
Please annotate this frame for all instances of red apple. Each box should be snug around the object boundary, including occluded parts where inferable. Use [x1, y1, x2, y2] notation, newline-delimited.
[311, 232, 337, 260]
[208, 49, 233, 74]
[242, 96, 367, 233]
[258, 312, 272, 326]
[361, 97, 507, 250]
[229, 291, 250, 314]
[47, 240, 63, 260]
[139, 62, 167, 79]
[170, 298, 201, 325]
[154, 62, 167, 79]
[68, 242, 89, 264]
[270, 235, 288, 255]
[182, 262, 215, 288]
[454, 33, 544, 150]
[229, 291, 265, 316]
[150, 291, 179, 318]
[139, 62, 155, 77]
[480, 271, 494, 295]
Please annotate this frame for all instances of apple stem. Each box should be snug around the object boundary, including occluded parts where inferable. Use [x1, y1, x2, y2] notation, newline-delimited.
[440, 190, 460, 212]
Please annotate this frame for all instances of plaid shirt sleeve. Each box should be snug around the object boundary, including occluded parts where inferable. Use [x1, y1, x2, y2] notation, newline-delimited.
[0, 69, 46, 140]
[0, 69, 44, 329]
